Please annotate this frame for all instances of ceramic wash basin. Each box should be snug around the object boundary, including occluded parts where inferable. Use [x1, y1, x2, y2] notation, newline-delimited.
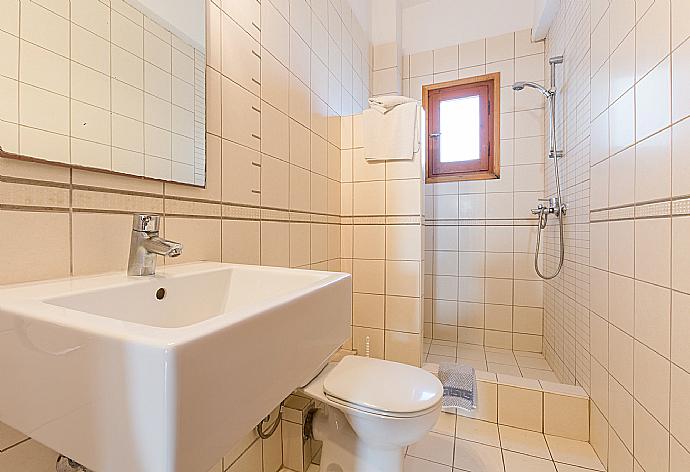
[0, 262, 351, 472]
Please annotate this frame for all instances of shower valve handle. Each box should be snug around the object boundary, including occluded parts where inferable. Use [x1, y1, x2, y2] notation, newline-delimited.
[532, 198, 566, 217]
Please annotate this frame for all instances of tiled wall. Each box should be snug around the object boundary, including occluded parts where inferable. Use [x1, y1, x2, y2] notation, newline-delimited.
[543, 0, 690, 470]
[340, 111, 426, 367]
[402, 30, 547, 352]
[0, 0, 206, 185]
[0, 0, 372, 469]
[372, 41, 402, 96]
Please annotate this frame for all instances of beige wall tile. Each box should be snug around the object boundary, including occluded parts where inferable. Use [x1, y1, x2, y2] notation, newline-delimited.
[634, 401, 670, 472]
[635, 217, 671, 286]
[671, 291, 690, 372]
[386, 179, 421, 215]
[21, 1, 69, 56]
[260, 221, 290, 267]
[352, 259, 384, 294]
[221, 76, 261, 150]
[353, 224, 385, 259]
[486, 32, 515, 63]
[288, 222, 310, 268]
[385, 295, 422, 333]
[310, 223, 327, 265]
[222, 139, 260, 206]
[460, 379, 497, 422]
[670, 364, 690, 452]
[635, 0, 670, 80]
[353, 292, 384, 329]
[498, 384, 542, 432]
[0, 210, 70, 284]
[222, 219, 260, 265]
[386, 260, 421, 297]
[385, 331, 422, 366]
[544, 393, 589, 440]
[261, 102, 289, 161]
[353, 181, 385, 215]
[72, 212, 132, 276]
[261, 154, 289, 209]
[164, 217, 221, 265]
[409, 50, 433, 78]
[19, 83, 69, 136]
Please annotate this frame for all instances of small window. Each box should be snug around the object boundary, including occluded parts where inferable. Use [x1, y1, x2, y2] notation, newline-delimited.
[423, 73, 501, 183]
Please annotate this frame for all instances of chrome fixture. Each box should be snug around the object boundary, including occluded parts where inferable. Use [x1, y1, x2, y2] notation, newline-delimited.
[512, 81, 551, 96]
[531, 197, 565, 219]
[127, 214, 183, 276]
[514, 55, 566, 280]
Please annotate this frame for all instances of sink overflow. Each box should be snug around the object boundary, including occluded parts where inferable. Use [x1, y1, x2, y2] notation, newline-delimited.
[155, 288, 166, 300]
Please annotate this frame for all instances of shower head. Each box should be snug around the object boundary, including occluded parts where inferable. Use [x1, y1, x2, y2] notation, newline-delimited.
[512, 81, 552, 97]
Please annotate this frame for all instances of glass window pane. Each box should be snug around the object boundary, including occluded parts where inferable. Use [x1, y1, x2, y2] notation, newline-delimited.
[439, 95, 480, 163]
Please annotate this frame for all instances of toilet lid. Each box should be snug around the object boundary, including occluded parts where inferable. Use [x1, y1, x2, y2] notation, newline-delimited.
[323, 356, 443, 415]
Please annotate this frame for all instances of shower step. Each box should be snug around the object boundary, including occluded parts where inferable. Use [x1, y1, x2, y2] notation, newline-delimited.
[424, 365, 590, 441]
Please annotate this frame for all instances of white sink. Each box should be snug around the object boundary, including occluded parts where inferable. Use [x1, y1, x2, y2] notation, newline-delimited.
[0, 262, 351, 472]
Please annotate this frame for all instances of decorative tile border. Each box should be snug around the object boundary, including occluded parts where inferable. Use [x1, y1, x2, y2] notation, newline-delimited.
[222, 204, 261, 220]
[589, 210, 608, 222]
[673, 197, 690, 216]
[166, 199, 221, 218]
[608, 205, 635, 220]
[0, 180, 70, 209]
[589, 196, 690, 221]
[343, 215, 424, 225]
[386, 215, 423, 225]
[425, 218, 539, 227]
[635, 200, 671, 218]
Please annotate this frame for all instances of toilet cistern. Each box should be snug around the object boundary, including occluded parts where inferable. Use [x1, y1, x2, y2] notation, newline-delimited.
[127, 214, 183, 276]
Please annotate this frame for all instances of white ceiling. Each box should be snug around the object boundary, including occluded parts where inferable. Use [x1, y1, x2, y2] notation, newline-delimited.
[401, 0, 537, 54]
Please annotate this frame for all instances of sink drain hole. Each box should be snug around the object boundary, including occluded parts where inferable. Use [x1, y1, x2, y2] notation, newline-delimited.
[155, 288, 166, 300]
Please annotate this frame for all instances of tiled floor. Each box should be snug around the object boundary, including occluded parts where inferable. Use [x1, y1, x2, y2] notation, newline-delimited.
[404, 414, 604, 471]
[305, 414, 604, 471]
[423, 340, 560, 382]
[302, 343, 597, 472]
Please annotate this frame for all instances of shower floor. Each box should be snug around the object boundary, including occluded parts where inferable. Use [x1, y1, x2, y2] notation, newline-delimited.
[422, 339, 559, 382]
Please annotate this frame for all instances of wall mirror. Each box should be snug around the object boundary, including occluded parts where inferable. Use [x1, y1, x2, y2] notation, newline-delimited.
[0, 0, 207, 187]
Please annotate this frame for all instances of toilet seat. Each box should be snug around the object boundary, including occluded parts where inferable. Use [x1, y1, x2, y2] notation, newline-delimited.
[322, 356, 443, 418]
[324, 393, 440, 418]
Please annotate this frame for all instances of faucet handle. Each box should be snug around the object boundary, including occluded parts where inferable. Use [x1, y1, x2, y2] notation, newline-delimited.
[132, 214, 160, 233]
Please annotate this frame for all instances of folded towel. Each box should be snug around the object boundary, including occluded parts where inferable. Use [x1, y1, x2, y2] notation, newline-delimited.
[438, 362, 477, 412]
[368, 95, 417, 114]
[363, 100, 420, 161]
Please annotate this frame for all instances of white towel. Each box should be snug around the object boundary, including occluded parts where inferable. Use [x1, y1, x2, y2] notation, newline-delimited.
[368, 95, 417, 113]
[364, 99, 420, 161]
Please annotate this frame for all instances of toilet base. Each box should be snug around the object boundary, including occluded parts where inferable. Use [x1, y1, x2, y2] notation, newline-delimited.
[311, 406, 405, 472]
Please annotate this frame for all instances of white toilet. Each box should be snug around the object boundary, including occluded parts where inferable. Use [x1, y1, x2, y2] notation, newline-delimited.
[301, 355, 444, 472]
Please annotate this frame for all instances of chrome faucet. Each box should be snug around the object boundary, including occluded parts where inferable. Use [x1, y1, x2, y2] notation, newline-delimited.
[127, 214, 183, 276]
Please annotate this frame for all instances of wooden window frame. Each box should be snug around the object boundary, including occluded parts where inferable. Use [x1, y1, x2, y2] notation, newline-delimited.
[422, 73, 501, 183]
